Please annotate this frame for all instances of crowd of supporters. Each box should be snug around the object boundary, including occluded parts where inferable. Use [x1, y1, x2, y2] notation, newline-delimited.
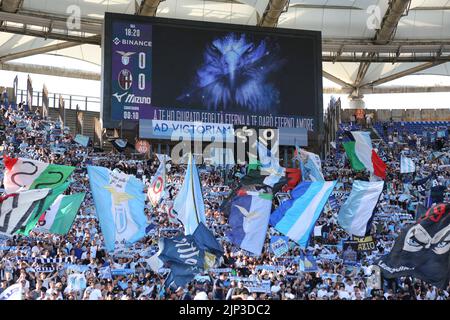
[0, 104, 449, 300]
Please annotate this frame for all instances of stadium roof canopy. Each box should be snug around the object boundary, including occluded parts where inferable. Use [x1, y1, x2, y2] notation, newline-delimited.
[0, 0, 449, 97]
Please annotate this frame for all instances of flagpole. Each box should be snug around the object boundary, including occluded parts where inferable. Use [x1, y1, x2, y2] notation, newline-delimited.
[190, 153, 200, 225]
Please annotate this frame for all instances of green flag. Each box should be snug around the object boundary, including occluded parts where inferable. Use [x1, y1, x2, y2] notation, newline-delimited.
[17, 181, 70, 236]
[37, 193, 85, 235]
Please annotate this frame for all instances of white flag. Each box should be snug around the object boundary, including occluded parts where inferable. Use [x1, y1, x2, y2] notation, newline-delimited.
[0, 188, 51, 236]
[0, 283, 23, 300]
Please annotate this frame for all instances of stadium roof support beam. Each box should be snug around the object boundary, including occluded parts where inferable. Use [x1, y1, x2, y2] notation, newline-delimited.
[0, 37, 100, 62]
[0, 62, 100, 81]
[323, 71, 354, 89]
[0, 0, 23, 13]
[0, 11, 101, 44]
[257, 0, 289, 27]
[353, 0, 411, 92]
[360, 61, 447, 89]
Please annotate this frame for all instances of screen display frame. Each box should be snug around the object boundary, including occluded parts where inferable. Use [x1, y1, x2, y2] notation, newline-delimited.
[102, 12, 323, 135]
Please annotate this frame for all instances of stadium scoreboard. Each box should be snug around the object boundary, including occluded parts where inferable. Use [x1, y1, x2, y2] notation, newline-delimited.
[102, 13, 323, 138]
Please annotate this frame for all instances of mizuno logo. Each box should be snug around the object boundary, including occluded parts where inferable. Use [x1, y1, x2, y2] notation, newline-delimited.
[113, 92, 128, 103]
[113, 92, 151, 104]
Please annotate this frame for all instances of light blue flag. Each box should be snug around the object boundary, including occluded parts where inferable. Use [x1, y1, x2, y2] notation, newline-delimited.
[74, 134, 90, 147]
[296, 148, 324, 181]
[304, 156, 325, 181]
[337, 180, 384, 237]
[87, 166, 147, 252]
[400, 154, 415, 174]
[172, 154, 206, 235]
[270, 181, 336, 247]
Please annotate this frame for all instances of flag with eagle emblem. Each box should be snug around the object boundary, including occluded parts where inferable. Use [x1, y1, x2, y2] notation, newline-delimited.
[227, 192, 273, 256]
[87, 166, 147, 252]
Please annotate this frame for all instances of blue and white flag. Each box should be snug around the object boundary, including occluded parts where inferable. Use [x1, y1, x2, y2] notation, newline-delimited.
[111, 269, 135, 276]
[257, 142, 286, 187]
[172, 154, 206, 235]
[270, 236, 289, 257]
[67, 273, 87, 292]
[270, 181, 336, 247]
[147, 222, 222, 287]
[99, 266, 112, 279]
[328, 194, 339, 211]
[400, 154, 415, 174]
[337, 180, 384, 237]
[295, 147, 324, 181]
[228, 193, 273, 256]
[87, 166, 147, 252]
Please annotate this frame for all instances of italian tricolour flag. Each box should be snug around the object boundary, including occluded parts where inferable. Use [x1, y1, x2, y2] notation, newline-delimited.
[3, 156, 75, 194]
[343, 131, 387, 179]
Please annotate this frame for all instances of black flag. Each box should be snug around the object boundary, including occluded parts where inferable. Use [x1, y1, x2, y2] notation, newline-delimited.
[377, 203, 450, 289]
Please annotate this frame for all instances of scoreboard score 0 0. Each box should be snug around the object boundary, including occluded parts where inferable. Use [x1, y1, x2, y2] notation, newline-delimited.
[107, 20, 153, 122]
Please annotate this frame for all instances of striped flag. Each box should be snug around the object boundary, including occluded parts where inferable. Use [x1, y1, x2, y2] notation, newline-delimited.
[172, 154, 206, 235]
[270, 181, 336, 247]
[342, 131, 386, 179]
[400, 154, 415, 174]
[337, 180, 384, 237]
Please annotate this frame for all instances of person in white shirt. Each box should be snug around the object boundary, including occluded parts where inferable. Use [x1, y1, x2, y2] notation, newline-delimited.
[89, 283, 103, 300]
[344, 279, 355, 294]
[36, 288, 48, 300]
[338, 284, 350, 300]
[46, 281, 58, 298]
[271, 281, 281, 294]
[317, 285, 329, 299]
[425, 286, 437, 300]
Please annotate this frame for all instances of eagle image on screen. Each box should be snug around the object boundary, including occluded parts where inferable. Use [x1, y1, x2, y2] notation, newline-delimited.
[177, 33, 285, 113]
